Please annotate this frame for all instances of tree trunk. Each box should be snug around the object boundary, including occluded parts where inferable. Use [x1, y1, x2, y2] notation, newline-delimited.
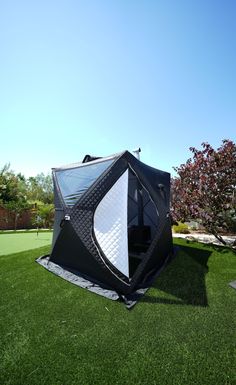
[213, 233, 227, 245]
[14, 212, 18, 231]
[205, 224, 227, 245]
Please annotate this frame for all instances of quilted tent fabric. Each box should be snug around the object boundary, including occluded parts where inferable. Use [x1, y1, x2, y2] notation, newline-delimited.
[36, 150, 173, 307]
[94, 169, 129, 277]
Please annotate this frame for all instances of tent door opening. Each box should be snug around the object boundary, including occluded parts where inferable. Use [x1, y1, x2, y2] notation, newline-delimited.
[127, 169, 159, 277]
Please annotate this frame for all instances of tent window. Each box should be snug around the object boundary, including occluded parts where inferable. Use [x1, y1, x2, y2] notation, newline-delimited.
[55, 159, 114, 207]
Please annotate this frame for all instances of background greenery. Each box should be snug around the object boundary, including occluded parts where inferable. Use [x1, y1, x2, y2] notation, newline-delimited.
[0, 164, 54, 230]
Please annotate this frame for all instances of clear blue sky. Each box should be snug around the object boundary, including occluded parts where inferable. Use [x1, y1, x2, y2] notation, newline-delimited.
[0, 0, 235, 177]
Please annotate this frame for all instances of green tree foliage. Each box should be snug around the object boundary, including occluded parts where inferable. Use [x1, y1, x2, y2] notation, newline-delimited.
[0, 164, 20, 203]
[27, 173, 53, 204]
[171, 139, 236, 245]
[0, 164, 30, 229]
[0, 165, 54, 229]
[32, 203, 54, 229]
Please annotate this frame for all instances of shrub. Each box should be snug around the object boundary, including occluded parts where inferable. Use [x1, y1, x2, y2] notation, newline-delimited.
[172, 222, 190, 234]
[32, 203, 54, 229]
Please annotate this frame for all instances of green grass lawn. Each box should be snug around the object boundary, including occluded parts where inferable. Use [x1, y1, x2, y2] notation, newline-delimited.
[0, 239, 235, 385]
[0, 232, 53, 256]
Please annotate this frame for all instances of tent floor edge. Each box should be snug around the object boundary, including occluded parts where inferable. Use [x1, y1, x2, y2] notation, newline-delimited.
[36, 255, 120, 301]
[36, 254, 177, 309]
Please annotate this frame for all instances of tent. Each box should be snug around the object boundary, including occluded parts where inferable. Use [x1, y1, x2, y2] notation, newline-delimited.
[37, 151, 173, 306]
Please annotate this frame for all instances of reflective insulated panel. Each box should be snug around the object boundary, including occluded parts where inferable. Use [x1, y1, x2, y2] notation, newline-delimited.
[94, 170, 129, 277]
[55, 159, 114, 207]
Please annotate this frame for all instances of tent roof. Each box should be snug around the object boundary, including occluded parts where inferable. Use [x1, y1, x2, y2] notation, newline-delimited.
[52, 150, 127, 172]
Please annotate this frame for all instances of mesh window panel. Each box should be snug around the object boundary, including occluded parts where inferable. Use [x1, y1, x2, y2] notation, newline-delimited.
[55, 159, 114, 207]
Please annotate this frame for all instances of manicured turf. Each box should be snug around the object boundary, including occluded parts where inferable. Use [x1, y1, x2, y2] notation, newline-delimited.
[0, 232, 53, 256]
[0, 239, 235, 385]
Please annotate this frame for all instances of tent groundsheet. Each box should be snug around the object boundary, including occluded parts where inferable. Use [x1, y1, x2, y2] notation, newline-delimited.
[36, 249, 175, 309]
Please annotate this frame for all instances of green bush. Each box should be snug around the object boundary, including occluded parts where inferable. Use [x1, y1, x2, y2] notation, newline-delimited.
[172, 222, 190, 234]
[31, 203, 54, 229]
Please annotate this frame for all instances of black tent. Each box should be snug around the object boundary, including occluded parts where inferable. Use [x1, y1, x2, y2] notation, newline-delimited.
[37, 151, 173, 307]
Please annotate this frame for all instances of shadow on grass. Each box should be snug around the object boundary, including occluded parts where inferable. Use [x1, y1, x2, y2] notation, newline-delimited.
[200, 242, 236, 255]
[142, 244, 212, 307]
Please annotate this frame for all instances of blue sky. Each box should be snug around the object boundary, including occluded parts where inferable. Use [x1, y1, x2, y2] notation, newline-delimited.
[0, 0, 235, 177]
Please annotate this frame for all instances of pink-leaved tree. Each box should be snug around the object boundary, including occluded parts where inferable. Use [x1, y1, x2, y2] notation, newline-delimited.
[171, 139, 236, 245]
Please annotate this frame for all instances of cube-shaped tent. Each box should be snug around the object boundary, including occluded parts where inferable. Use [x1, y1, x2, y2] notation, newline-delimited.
[37, 151, 173, 305]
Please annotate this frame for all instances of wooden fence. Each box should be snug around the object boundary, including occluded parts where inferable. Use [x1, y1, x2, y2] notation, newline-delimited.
[0, 205, 33, 230]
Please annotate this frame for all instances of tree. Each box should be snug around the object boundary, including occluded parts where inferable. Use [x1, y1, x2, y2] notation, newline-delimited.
[171, 140, 236, 245]
[32, 203, 54, 229]
[0, 164, 30, 230]
[0, 164, 54, 230]
[27, 173, 53, 204]
[0, 164, 19, 203]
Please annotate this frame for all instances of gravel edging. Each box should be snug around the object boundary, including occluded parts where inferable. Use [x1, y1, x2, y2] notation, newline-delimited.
[173, 232, 236, 247]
